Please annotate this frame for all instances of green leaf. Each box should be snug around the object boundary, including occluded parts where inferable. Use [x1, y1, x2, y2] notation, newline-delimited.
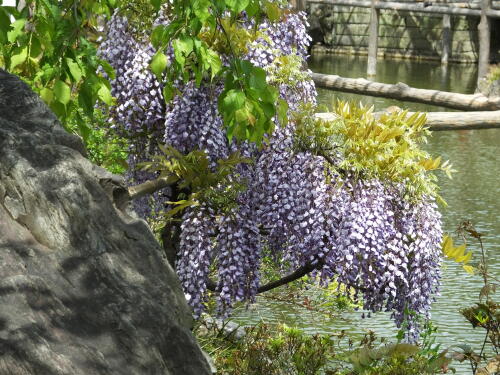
[277, 98, 288, 127]
[172, 36, 194, 68]
[97, 83, 113, 105]
[163, 82, 175, 103]
[237, 59, 253, 75]
[65, 58, 83, 82]
[29, 36, 42, 58]
[150, 51, 168, 80]
[7, 19, 26, 43]
[220, 89, 246, 112]
[226, 0, 249, 13]
[75, 112, 91, 143]
[246, 0, 260, 17]
[260, 85, 278, 103]
[39, 87, 54, 105]
[38, 0, 60, 18]
[151, 25, 167, 49]
[9, 46, 27, 70]
[248, 66, 267, 90]
[193, 65, 202, 86]
[35, 19, 54, 56]
[0, 8, 12, 42]
[150, 0, 162, 11]
[260, 101, 275, 118]
[213, 0, 227, 12]
[49, 100, 67, 118]
[54, 80, 71, 105]
[79, 79, 96, 116]
[192, 0, 211, 22]
[189, 17, 203, 35]
[91, 2, 109, 15]
[201, 47, 222, 79]
[235, 107, 255, 125]
[264, 1, 281, 22]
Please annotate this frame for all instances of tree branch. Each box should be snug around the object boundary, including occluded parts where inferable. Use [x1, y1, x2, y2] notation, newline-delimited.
[320, 153, 337, 167]
[257, 259, 324, 293]
[205, 257, 369, 295]
[206, 258, 325, 294]
[127, 176, 174, 200]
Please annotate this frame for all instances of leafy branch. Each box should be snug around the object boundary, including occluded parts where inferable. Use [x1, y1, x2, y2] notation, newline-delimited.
[138, 144, 251, 218]
[0, 0, 117, 143]
[445, 222, 499, 374]
[148, 0, 288, 145]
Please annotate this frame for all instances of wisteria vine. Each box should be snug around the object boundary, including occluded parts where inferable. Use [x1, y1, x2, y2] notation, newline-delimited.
[98, 2, 444, 339]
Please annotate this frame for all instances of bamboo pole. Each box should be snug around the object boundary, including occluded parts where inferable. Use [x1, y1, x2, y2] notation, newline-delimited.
[478, 0, 492, 85]
[424, 110, 500, 130]
[315, 111, 500, 131]
[367, 0, 379, 76]
[311, 72, 500, 111]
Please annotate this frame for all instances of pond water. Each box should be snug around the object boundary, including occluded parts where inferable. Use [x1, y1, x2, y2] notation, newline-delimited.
[232, 54, 500, 374]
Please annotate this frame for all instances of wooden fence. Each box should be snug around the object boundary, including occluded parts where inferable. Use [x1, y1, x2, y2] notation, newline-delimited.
[304, 0, 500, 84]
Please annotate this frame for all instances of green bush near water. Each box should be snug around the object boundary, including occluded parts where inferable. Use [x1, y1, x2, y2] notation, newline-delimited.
[196, 320, 450, 375]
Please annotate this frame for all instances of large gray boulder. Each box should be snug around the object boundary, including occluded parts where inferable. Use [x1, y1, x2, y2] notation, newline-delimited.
[0, 70, 211, 375]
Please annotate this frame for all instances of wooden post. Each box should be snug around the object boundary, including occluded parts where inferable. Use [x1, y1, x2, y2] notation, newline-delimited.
[441, 10, 451, 64]
[294, 0, 307, 11]
[367, 0, 379, 76]
[478, 0, 492, 85]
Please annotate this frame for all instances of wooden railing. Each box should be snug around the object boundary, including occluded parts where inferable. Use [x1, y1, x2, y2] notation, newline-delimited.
[306, 0, 497, 84]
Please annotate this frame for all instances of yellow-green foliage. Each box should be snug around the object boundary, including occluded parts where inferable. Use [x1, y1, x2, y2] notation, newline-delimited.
[441, 235, 475, 274]
[66, 108, 129, 175]
[487, 64, 500, 83]
[140, 145, 250, 218]
[294, 101, 454, 202]
[264, 52, 311, 87]
[199, 18, 263, 57]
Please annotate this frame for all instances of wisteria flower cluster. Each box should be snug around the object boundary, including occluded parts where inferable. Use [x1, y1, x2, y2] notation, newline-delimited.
[98, 3, 443, 338]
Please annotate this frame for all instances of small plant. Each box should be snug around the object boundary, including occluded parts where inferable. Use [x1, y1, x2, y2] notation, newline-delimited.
[345, 319, 451, 375]
[486, 65, 500, 83]
[196, 320, 338, 375]
[221, 323, 335, 375]
[196, 316, 458, 375]
[445, 221, 499, 374]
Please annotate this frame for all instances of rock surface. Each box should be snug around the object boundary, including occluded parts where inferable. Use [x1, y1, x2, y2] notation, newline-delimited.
[0, 70, 211, 375]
